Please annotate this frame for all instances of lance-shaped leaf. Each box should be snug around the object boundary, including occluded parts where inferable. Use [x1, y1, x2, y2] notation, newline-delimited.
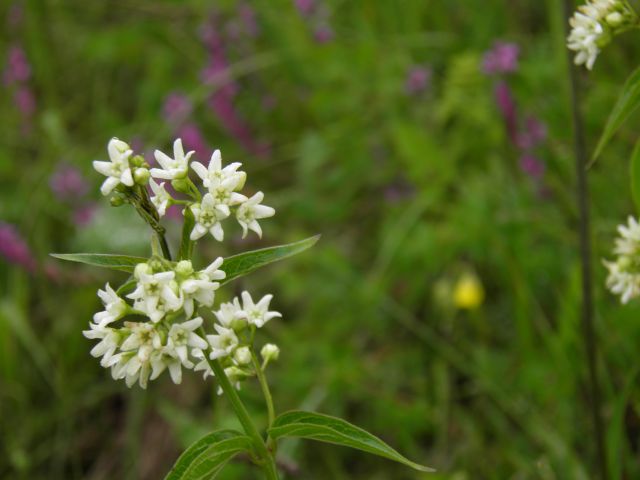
[220, 235, 320, 285]
[165, 429, 253, 480]
[268, 411, 435, 473]
[592, 66, 640, 163]
[50, 253, 148, 273]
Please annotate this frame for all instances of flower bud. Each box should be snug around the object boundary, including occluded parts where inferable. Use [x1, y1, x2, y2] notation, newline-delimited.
[230, 315, 248, 332]
[130, 155, 146, 168]
[134, 168, 150, 185]
[110, 195, 125, 207]
[605, 11, 624, 27]
[261, 343, 280, 363]
[134, 262, 153, 278]
[233, 346, 252, 365]
[175, 260, 194, 277]
[171, 178, 191, 194]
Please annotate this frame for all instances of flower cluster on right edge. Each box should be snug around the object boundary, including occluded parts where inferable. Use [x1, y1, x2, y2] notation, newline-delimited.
[567, 0, 638, 70]
[604, 216, 640, 304]
[84, 138, 280, 389]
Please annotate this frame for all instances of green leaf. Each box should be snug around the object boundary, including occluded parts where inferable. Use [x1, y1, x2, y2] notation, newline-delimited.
[268, 411, 435, 473]
[220, 235, 320, 285]
[165, 430, 253, 480]
[50, 253, 147, 273]
[179, 206, 195, 261]
[593, 66, 640, 162]
[630, 140, 640, 213]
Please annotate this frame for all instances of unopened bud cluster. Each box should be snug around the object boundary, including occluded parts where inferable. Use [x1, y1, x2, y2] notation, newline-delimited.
[567, 0, 638, 70]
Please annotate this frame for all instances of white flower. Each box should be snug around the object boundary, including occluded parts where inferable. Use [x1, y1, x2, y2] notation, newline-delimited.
[93, 283, 128, 327]
[165, 317, 208, 365]
[613, 216, 640, 256]
[93, 138, 134, 196]
[107, 351, 153, 389]
[206, 324, 239, 360]
[261, 343, 280, 363]
[150, 138, 193, 180]
[191, 149, 246, 192]
[83, 323, 121, 366]
[604, 216, 640, 303]
[236, 192, 275, 239]
[177, 258, 225, 318]
[567, 12, 604, 70]
[189, 193, 230, 241]
[149, 179, 171, 217]
[127, 265, 183, 323]
[149, 349, 186, 385]
[239, 291, 281, 328]
[120, 322, 159, 352]
[214, 298, 247, 330]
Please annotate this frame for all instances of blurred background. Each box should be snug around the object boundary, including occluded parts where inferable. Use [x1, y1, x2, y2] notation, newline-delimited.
[2, 0, 640, 478]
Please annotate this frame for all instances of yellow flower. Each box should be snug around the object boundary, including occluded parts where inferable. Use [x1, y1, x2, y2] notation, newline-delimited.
[453, 273, 484, 310]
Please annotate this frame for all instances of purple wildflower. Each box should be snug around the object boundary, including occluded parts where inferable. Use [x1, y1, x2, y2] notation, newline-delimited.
[163, 92, 192, 125]
[294, 0, 316, 16]
[519, 154, 545, 179]
[0, 222, 36, 271]
[13, 86, 36, 116]
[405, 66, 432, 95]
[313, 24, 334, 43]
[516, 116, 547, 150]
[494, 81, 517, 141]
[73, 204, 98, 227]
[4, 45, 31, 85]
[177, 123, 210, 161]
[482, 42, 519, 75]
[49, 165, 89, 201]
[201, 17, 266, 157]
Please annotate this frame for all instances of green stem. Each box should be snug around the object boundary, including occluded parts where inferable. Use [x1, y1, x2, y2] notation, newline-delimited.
[561, 1, 608, 478]
[199, 329, 279, 479]
[252, 350, 276, 429]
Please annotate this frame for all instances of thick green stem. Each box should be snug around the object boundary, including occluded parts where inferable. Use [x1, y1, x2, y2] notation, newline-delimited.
[198, 329, 278, 479]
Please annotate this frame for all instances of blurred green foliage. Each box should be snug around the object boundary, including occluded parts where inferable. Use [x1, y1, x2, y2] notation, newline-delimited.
[2, 0, 640, 479]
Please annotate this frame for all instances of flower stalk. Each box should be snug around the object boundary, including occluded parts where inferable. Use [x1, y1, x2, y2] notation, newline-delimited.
[562, 1, 609, 478]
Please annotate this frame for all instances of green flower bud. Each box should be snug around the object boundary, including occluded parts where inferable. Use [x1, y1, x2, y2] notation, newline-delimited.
[260, 343, 280, 363]
[230, 316, 248, 332]
[130, 155, 146, 168]
[233, 346, 252, 366]
[175, 260, 194, 277]
[171, 178, 191, 194]
[134, 168, 150, 185]
[606, 11, 624, 27]
[110, 195, 126, 207]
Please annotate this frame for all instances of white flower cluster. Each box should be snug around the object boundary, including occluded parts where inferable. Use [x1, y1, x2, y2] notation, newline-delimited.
[92, 137, 275, 241]
[604, 216, 640, 303]
[83, 258, 225, 388]
[188, 149, 275, 241]
[567, 0, 637, 70]
[87, 136, 282, 390]
[192, 292, 281, 393]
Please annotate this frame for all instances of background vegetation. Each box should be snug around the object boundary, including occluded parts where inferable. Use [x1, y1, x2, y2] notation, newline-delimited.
[2, 0, 640, 478]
